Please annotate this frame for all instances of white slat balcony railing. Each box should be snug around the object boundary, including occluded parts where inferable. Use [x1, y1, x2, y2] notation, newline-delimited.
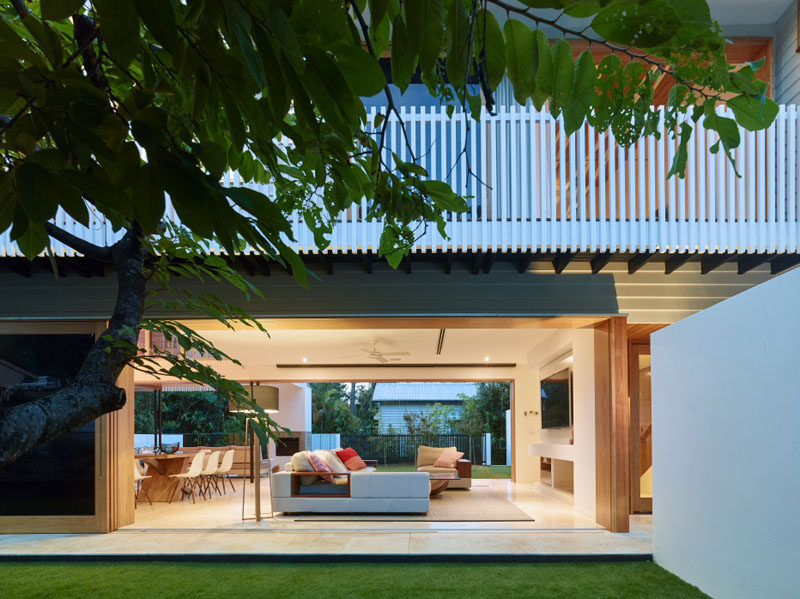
[2, 105, 799, 258]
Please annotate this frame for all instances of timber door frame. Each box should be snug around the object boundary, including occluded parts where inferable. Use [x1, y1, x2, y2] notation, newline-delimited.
[629, 341, 653, 513]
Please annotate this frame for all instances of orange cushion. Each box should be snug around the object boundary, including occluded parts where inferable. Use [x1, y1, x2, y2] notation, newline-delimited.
[336, 447, 367, 471]
[433, 449, 464, 469]
[307, 452, 334, 483]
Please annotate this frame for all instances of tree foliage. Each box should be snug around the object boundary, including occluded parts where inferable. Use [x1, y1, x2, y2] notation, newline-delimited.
[0, 0, 776, 467]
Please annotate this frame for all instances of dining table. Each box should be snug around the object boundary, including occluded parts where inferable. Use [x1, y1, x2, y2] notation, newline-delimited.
[136, 453, 194, 502]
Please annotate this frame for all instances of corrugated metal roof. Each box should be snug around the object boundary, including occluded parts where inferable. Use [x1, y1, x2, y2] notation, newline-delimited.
[372, 382, 478, 402]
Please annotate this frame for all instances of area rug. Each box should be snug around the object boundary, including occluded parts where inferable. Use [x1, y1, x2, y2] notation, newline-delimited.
[289, 486, 533, 522]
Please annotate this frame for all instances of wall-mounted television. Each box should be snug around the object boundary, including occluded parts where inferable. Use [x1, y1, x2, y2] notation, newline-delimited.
[540, 367, 573, 429]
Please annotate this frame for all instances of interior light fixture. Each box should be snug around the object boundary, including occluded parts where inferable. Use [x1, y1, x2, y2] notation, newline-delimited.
[302, 357, 308, 363]
[484, 356, 490, 362]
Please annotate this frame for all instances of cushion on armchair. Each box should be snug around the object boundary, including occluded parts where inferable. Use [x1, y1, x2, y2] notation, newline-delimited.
[416, 445, 457, 467]
[433, 449, 465, 468]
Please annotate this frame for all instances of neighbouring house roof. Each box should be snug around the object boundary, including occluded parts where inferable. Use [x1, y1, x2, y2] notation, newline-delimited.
[372, 382, 478, 403]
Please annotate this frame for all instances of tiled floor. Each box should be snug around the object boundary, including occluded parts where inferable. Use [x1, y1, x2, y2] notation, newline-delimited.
[0, 479, 653, 558]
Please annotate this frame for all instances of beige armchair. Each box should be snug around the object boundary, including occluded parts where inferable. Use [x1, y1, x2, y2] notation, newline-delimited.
[416, 445, 472, 489]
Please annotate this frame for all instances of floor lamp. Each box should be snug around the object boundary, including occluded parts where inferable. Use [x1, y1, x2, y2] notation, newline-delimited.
[229, 383, 279, 522]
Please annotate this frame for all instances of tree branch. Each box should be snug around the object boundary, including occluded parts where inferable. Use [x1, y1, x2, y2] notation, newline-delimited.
[44, 222, 114, 262]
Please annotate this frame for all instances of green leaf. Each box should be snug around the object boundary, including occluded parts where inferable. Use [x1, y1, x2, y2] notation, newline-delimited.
[132, 164, 165, 233]
[221, 90, 246, 150]
[199, 141, 228, 180]
[134, 0, 177, 51]
[114, 142, 141, 188]
[94, 0, 140, 68]
[391, 15, 415, 93]
[475, 8, 504, 90]
[14, 163, 58, 223]
[336, 47, 386, 96]
[408, 0, 443, 74]
[503, 19, 535, 104]
[562, 51, 595, 134]
[551, 39, 574, 112]
[727, 95, 779, 131]
[592, 0, 680, 48]
[532, 30, 553, 109]
[445, 0, 470, 89]
[41, 0, 84, 21]
[14, 221, 49, 259]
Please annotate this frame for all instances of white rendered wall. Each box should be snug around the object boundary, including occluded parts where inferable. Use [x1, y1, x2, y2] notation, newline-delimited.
[525, 329, 596, 518]
[651, 269, 800, 599]
[266, 382, 310, 468]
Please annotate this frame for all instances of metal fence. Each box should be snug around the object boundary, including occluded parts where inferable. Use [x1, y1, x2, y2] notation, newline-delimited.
[340, 433, 486, 465]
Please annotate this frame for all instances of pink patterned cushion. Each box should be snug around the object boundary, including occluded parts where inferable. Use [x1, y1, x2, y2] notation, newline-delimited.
[307, 452, 334, 483]
[433, 449, 464, 469]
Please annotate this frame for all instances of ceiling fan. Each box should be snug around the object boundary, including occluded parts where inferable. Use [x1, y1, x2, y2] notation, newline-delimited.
[339, 340, 410, 363]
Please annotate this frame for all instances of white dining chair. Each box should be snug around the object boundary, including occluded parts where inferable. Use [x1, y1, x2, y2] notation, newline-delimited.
[199, 450, 221, 498]
[134, 459, 152, 507]
[216, 449, 236, 494]
[169, 452, 205, 504]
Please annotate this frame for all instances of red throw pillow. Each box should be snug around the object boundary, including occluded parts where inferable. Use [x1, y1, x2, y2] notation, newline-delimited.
[335, 447, 368, 471]
[307, 452, 334, 483]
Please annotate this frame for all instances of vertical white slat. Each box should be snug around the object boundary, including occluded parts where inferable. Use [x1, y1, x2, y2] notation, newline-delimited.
[548, 113, 557, 251]
[735, 132, 745, 252]
[588, 123, 597, 252]
[525, 104, 535, 252]
[716, 110, 727, 254]
[469, 109, 479, 251]
[439, 105, 448, 251]
[490, 108, 500, 251]
[480, 112, 489, 250]
[621, 141, 629, 251]
[510, 104, 519, 252]
[637, 136, 646, 252]
[609, 129, 618, 251]
[776, 106, 787, 252]
[657, 108, 667, 253]
[696, 116, 707, 253]
[757, 125, 767, 253]
[598, 126, 607, 252]
[790, 105, 799, 251]
[747, 129, 756, 252]
[558, 116, 567, 251]
[647, 132, 656, 252]
[499, 106, 509, 249]
[687, 119, 697, 254]
[568, 128, 578, 252]
[706, 121, 716, 252]
[577, 121, 587, 251]
[676, 116, 687, 253]
[449, 107, 459, 252]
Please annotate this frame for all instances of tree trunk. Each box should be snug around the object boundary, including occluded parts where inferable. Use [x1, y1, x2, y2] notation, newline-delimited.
[0, 226, 146, 468]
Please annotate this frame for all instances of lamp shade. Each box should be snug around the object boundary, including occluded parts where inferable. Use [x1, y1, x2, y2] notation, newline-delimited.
[229, 384, 279, 413]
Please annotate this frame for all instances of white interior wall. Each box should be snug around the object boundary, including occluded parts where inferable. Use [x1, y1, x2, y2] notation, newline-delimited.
[265, 382, 310, 469]
[651, 269, 800, 599]
[526, 330, 597, 518]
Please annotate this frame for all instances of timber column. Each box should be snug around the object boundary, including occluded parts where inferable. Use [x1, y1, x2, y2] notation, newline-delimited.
[594, 316, 630, 532]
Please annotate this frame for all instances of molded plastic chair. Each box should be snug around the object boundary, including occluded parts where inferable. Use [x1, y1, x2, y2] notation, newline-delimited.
[169, 451, 205, 503]
[199, 450, 222, 498]
[134, 459, 152, 507]
[215, 449, 236, 494]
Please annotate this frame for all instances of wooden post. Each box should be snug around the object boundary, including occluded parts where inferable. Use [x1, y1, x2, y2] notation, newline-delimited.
[594, 316, 630, 532]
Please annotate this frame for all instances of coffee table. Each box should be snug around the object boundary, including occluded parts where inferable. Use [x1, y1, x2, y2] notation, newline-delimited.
[428, 473, 461, 496]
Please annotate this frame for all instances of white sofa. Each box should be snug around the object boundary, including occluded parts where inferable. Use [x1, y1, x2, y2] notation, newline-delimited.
[272, 470, 430, 514]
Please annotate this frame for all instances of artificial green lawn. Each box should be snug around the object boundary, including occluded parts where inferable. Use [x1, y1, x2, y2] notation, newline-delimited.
[378, 464, 512, 478]
[0, 562, 707, 599]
